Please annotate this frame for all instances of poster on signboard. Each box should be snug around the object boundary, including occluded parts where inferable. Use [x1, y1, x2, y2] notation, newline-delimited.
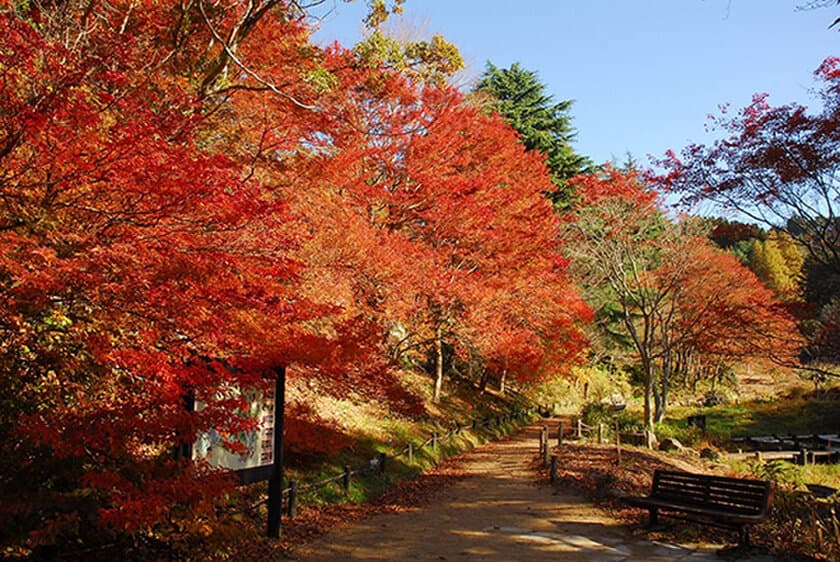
[193, 385, 276, 482]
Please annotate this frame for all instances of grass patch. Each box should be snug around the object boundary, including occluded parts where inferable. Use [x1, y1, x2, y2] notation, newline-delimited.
[724, 457, 840, 490]
[613, 393, 840, 489]
[652, 395, 839, 447]
[798, 463, 840, 489]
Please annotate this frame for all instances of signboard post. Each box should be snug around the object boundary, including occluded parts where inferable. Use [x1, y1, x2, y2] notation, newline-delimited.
[267, 365, 286, 538]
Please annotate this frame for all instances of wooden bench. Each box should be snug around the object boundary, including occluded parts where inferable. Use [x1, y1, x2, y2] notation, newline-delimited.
[624, 469, 774, 546]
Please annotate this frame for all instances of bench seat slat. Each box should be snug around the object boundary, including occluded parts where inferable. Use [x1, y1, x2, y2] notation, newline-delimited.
[625, 496, 769, 522]
[656, 470, 768, 487]
[655, 486, 768, 504]
[653, 494, 765, 510]
[657, 475, 768, 494]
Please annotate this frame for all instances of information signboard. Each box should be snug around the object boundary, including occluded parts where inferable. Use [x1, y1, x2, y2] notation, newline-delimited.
[193, 385, 277, 484]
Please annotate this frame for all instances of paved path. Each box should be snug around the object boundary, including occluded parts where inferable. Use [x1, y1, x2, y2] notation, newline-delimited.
[292, 421, 778, 561]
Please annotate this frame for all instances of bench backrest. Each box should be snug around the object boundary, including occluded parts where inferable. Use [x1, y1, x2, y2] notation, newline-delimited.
[651, 470, 774, 516]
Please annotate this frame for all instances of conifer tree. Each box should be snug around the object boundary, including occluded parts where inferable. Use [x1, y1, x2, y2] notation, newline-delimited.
[472, 62, 591, 208]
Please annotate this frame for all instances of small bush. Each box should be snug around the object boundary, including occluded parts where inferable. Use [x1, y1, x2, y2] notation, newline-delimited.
[761, 490, 840, 561]
[575, 365, 632, 404]
[745, 459, 802, 488]
[702, 390, 728, 407]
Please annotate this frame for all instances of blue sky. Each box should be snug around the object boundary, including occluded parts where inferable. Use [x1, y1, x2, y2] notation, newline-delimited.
[312, 0, 836, 167]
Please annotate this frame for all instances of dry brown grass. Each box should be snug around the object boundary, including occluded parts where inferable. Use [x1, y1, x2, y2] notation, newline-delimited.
[544, 440, 832, 561]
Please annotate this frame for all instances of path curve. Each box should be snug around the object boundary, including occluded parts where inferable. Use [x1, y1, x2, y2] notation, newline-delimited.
[291, 420, 776, 561]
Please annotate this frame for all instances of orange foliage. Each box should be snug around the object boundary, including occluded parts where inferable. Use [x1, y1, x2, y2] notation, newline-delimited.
[0, 1, 590, 554]
[669, 240, 803, 367]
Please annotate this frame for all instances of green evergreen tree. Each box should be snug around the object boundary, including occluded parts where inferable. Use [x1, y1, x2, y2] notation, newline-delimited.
[472, 62, 591, 208]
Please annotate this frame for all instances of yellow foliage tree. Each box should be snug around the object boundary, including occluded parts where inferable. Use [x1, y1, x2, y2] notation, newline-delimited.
[749, 231, 804, 301]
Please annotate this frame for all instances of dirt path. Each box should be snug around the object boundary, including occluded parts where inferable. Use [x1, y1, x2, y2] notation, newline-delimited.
[290, 420, 777, 561]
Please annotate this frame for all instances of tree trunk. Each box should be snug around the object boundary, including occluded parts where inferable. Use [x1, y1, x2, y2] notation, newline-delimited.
[654, 375, 668, 423]
[642, 356, 655, 432]
[433, 324, 443, 403]
[622, 306, 656, 432]
[655, 356, 671, 423]
[690, 358, 699, 394]
[652, 383, 663, 424]
[656, 312, 673, 423]
[478, 369, 489, 393]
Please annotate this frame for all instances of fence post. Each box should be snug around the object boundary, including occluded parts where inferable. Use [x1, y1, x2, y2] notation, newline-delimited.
[557, 422, 564, 446]
[542, 425, 549, 456]
[614, 416, 621, 464]
[576, 419, 583, 439]
[343, 465, 352, 492]
[539, 426, 545, 455]
[550, 454, 559, 483]
[408, 442, 413, 464]
[379, 452, 387, 475]
[543, 437, 550, 467]
[431, 432, 438, 451]
[287, 481, 298, 518]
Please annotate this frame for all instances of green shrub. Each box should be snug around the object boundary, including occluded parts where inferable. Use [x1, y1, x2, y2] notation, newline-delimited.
[581, 402, 638, 431]
[745, 459, 802, 488]
[653, 421, 704, 446]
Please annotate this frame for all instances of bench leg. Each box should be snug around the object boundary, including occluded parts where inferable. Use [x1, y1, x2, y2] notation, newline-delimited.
[739, 526, 750, 547]
[647, 507, 658, 528]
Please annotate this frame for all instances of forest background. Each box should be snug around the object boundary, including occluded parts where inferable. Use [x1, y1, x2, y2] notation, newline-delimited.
[0, 0, 836, 559]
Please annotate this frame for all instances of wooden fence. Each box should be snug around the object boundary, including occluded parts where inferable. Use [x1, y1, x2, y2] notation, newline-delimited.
[542, 422, 840, 469]
[537, 416, 657, 472]
[566, 418, 653, 447]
